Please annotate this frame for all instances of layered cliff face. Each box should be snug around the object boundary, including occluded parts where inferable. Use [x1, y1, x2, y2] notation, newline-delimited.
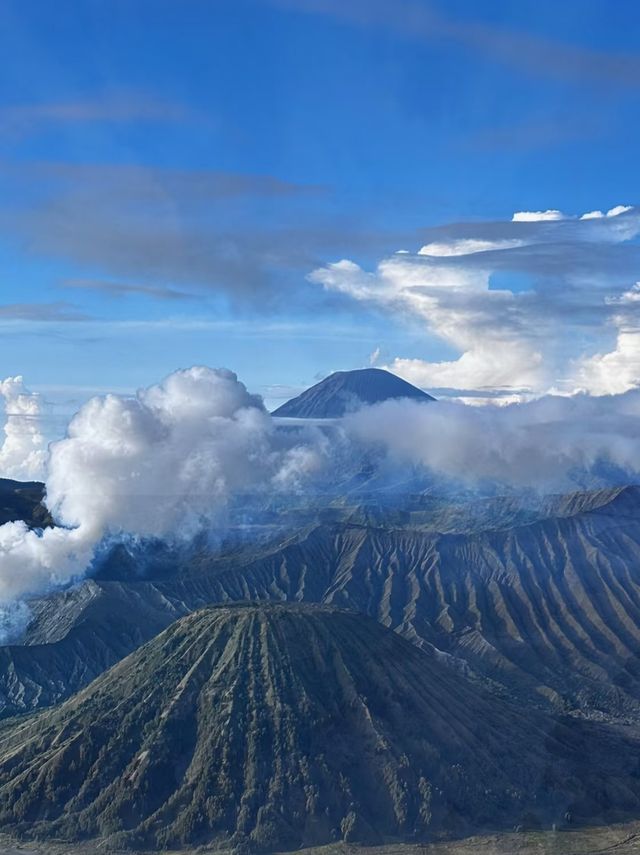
[0, 603, 638, 851]
[4, 486, 640, 723]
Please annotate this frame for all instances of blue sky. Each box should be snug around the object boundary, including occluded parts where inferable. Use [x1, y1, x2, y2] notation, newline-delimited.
[1, 0, 640, 425]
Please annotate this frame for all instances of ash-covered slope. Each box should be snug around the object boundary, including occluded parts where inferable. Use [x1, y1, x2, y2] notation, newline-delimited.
[272, 368, 434, 418]
[6, 486, 640, 722]
[0, 603, 638, 851]
[197, 484, 640, 720]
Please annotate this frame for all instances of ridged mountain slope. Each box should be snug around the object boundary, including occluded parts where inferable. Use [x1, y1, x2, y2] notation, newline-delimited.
[5, 486, 640, 721]
[0, 604, 639, 851]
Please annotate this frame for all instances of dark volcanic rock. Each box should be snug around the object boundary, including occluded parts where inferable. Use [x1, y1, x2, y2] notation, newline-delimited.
[0, 603, 638, 851]
[0, 478, 51, 528]
[272, 368, 434, 418]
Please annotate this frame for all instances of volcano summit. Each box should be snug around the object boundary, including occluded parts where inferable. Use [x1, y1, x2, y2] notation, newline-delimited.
[272, 368, 435, 418]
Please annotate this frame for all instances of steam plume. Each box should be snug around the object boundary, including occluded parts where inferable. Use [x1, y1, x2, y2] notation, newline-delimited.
[345, 391, 640, 491]
[0, 377, 46, 481]
[0, 367, 323, 606]
[4, 365, 640, 623]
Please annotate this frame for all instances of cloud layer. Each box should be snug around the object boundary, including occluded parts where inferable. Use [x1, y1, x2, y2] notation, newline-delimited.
[0, 161, 353, 310]
[5, 364, 640, 624]
[346, 392, 640, 492]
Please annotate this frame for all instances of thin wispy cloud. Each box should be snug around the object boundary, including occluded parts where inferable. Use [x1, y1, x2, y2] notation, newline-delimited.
[0, 302, 90, 322]
[63, 278, 199, 302]
[465, 114, 606, 153]
[2, 160, 323, 200]
[0, 160, 403, 308]
[0, 92, 201, 135]
[276, 0, 640, 89]
[0, 315, 382, 343]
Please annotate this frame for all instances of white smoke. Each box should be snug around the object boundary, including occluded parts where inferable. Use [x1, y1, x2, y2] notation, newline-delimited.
[0, 376, 47, 481]
[0, 367, 324, 606]
[344, 391, 640, 492]
[5, 363, 640, 620]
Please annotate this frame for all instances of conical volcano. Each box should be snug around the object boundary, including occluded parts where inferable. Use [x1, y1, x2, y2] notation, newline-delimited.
[272, 368, 435, 418]
[0, 603, 639, 851]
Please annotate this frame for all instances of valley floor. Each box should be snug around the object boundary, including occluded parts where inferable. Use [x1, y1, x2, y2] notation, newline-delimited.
[1, 821, 640, 855]
[294, 822, 640, 855]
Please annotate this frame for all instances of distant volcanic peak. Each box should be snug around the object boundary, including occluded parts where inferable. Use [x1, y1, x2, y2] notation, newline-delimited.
[272, 367, 435, 418]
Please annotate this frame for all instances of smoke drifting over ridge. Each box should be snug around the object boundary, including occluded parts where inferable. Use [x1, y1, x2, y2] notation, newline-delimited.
[0, 367, 325, 607]
[345, 391, 640, 492]
[3, 365, 640, 620]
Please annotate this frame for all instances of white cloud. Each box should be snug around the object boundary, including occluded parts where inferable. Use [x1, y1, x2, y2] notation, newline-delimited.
[580, 205, 633, 220]
[345, 390, 640, 491]
[608, 204, 633, 217]
[387, 348, 543, 393]
[0, 367, 325, 605]
[606, 282, 640, 305]
[311, 250, 547, 395]
[418, 238, 523, 256]
[512, 209, 566, 222]
[310, 205, 640, 399]
[310, 245, 546, 395]
[5, 360, 640, 620]
[572, 329, 640, 396]
[0, 377, 47, 480]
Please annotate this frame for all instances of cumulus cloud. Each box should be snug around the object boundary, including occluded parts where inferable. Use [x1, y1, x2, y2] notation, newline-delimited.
[572, 329, 640, 396]
[511, 210, 566, 222]
[310, 246, 546, 393]
[387, 349, 542, 395]
[569, 279, 640, 396]
[0, 377, 47, 481]
[0, 367, 325, 606]
[310, 205, 640, 398]
[581, 205, 634, 220]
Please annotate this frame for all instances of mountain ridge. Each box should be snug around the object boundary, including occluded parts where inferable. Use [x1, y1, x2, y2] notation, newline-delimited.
[4, 485, 640, 722]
